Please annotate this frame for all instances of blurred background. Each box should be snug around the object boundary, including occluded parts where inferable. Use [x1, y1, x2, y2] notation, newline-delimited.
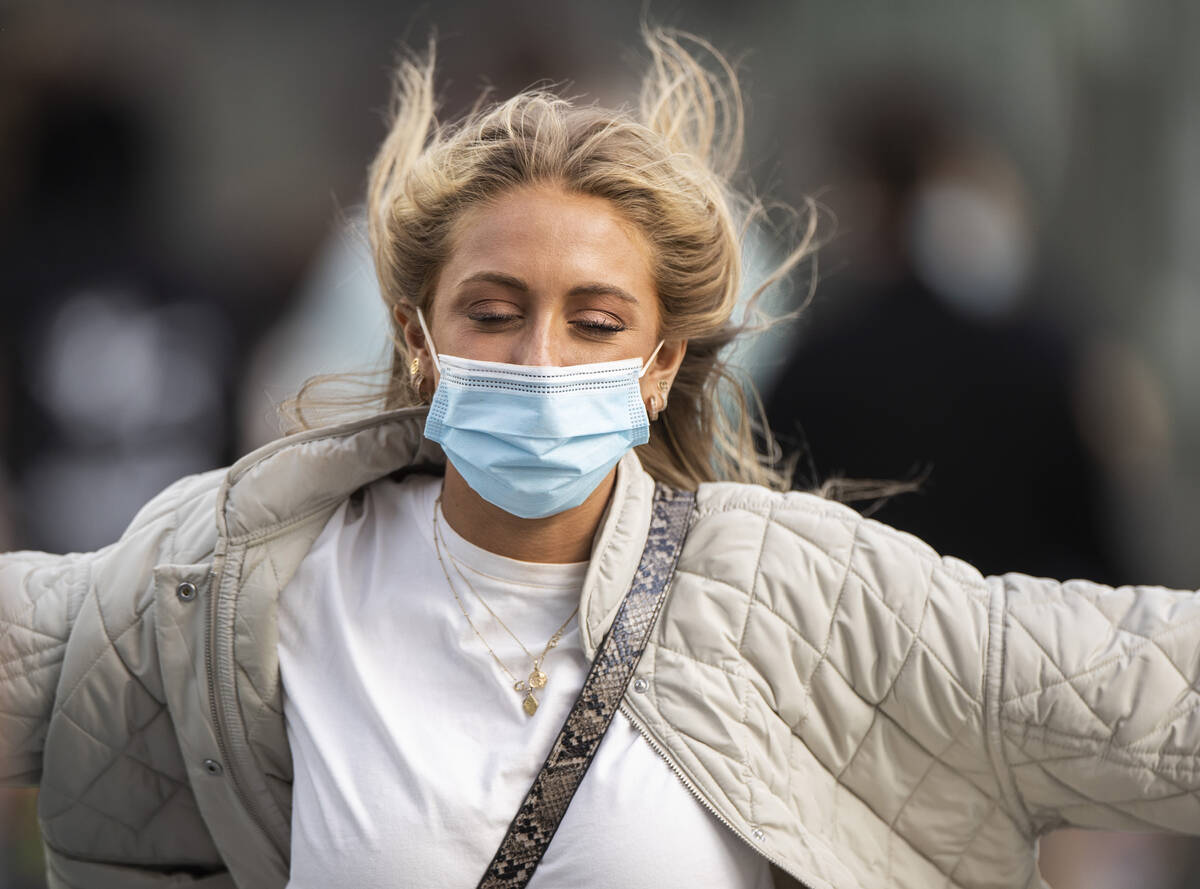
[2, 1, 1199, 886]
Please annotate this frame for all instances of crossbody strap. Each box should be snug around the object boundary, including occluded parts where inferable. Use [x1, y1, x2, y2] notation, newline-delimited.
[476, 482, 696, 889]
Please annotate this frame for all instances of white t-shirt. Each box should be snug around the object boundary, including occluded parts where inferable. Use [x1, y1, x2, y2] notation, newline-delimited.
[278, 473, 772, 888]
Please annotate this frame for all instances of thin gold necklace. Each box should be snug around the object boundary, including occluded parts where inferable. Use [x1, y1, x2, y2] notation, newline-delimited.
[432, 497, 579, 717]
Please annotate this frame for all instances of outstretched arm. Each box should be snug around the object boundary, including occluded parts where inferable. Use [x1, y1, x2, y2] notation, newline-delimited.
[0, 549, 96, 785]
[0, 467, 224, 787]
[986, 572, 1200, 835]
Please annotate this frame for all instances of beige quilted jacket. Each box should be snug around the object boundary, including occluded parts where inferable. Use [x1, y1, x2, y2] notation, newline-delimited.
[3, 408, 1199, 889]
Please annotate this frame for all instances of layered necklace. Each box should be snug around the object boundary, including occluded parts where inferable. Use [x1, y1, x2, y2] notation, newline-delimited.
[432, 497, 579, 717]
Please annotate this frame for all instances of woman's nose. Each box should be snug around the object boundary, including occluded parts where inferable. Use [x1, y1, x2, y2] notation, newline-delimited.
[511, 320, 557, 366]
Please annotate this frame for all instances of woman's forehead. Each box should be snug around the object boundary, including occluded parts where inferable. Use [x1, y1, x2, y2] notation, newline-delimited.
[442, 186, 656, 297]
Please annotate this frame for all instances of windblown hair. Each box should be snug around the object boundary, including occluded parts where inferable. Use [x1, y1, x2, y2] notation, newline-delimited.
[285, 26, 819, 491]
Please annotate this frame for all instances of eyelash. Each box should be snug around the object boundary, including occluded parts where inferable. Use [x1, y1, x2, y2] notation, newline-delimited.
[466, 313, 626, 334]
[573, 318, 625, 334]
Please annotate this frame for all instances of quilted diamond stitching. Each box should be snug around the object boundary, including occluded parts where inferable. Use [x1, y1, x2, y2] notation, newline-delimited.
[1052, 784, 1200, 812]
[751, 508, 855, 573]
[233, 555, 286, 720]
[658, 621, 961, 783]
[1002, 603, 1200, 762]
[710, 574, 1007, 809]
[263, 548, 284, 597]
[127, 781, 186, 834]
[236, 551, 288, 710]
[651, 639, 744, 683]
[760, 503, 990, 601]
[718, 509, 984, 707]
[639, 493, 1114, 886]
[234, 619, 273, 711]
[691, 501, 854, 535]
[0, 617, 68, 650]
[662, 530, 1027, 883]
[1002, 592, 1200, 707]
[945, 796, 1003, 883]
[238, 661, 283, 719]
[806, 519, 862, 687]
[39, 709, 176, 835]
[1003, 720, 1200, 773]
[784, 721, 1009, 889]
[733, 508, 774, 655]
[1073, 588, 1200, 704]
[876, 547, 939, 714]
[693, 511, 1042, 879]
[1122, 699, 1200, 750]
[833, 553, 943, 789]
[1002, 614, 1113, 734]
[40, 778, 151, 835]
[1006, 730, 1200, 831]
[0, 640, 66, 685]
[53, 593, 153, 715]
[673, 568, 820, 656]
[0, 556, 82, 662]
[55, 707, 187, 793]
[833, 706, 880, 783]
[843, 560, 976, 703]
[722, 513, 980, 707]
[886, 716, 974, 831]
[737, 646, 760, 832]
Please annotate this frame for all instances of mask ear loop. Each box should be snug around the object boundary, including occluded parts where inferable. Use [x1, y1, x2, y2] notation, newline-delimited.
[638, 340, 666, 378]
[415, 306, 441, 374]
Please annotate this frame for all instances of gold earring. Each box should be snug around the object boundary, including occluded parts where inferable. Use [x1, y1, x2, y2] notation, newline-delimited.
[657, 379, 670, 392]
[409, 357, 426, 396]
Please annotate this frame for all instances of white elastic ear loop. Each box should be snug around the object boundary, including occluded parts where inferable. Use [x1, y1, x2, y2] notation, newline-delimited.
[415, 306, 441, 373]
[638, 340, 666, 378]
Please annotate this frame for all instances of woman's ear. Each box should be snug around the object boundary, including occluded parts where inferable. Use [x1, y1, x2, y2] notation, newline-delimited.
[393, 304, 438, 394]
[393, 304, 426, 354]
[639, 339, 687, 418]
[396, 303, 438, 357]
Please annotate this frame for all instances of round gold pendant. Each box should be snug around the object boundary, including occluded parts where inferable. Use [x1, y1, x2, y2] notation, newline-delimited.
[522, 693, 539, 716]
[529, 669, 548, 689]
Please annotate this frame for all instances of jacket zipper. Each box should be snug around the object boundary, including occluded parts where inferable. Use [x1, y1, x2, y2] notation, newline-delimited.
[618, 700, 813, 889]
[205, 550, 281, 857]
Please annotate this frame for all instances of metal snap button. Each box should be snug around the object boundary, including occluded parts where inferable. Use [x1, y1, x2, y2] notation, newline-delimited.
[176, 581, 198, 602]
[752, 828, 765, 842]
[632, 677, 649, 694]
[202, 759, 223, 776]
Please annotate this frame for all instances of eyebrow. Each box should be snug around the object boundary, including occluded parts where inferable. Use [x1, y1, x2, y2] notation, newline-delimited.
[456, 271, 639, 304]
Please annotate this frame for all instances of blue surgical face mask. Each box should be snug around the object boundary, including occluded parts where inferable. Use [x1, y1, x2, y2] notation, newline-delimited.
[417, 307, 664, 519]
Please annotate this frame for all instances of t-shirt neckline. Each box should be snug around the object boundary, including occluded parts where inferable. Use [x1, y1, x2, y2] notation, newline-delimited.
[406, 475, 590, 591]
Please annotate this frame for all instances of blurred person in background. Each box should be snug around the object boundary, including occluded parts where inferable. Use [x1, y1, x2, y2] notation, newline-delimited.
[765, 86, 1116, 584]
[3, 22, 1200, 889]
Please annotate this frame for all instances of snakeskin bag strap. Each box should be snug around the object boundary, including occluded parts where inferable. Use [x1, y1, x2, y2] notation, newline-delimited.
[475, 482, 696, 889]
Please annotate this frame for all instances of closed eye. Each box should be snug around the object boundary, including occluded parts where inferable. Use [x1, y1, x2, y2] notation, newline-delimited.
[572, 318, 626, 334]
[467, 310, 521, 324]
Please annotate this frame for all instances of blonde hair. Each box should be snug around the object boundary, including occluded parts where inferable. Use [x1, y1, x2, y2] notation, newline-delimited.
[286, 26, 819, 491]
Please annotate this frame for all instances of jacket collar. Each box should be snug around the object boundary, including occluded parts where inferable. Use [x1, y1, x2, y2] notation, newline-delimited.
[213, 407, 657, 656]
[215, 407, 441, 544]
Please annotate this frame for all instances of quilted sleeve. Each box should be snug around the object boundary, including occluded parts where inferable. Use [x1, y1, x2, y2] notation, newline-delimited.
[0, 467, 225, 787]
[0, 548, 96, 785]
[987, 573, 1200, 835]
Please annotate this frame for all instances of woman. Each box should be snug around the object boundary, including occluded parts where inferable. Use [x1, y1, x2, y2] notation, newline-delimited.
[2, 28, 1198, 889]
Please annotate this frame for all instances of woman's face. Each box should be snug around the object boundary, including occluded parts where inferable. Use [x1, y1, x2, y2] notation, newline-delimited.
[401, 185, 683, 389]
